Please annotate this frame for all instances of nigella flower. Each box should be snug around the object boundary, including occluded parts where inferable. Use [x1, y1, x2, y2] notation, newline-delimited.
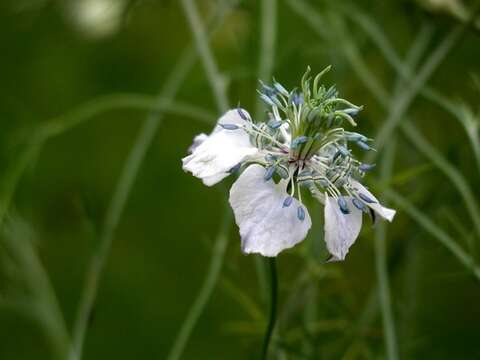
[182, 66, 396, 260]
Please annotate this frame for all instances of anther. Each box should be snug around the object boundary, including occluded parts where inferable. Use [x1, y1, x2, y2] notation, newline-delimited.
[359, 163, 376, 172]
[358, 193, 376, 203]
[283, 196, 293, 208]
[297, 206, 305, 221]
[220, 124, 240, 130]
[337, 196, 350, 214]
[237, 108, 249, 120]
[352, 198, 366, 211]
[264, 166, 276, 181]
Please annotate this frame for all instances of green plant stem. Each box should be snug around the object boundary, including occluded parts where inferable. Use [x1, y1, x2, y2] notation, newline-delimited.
[69, 60, 213, 360]
[348, 5, 480, 173]
[253, 0, 278, 306]
[2, 220, 71, 360]
[0, 96, 210, 360]
[383, 188, 480, 281]
[68, 95, 211, 360]
[401, 121, 480, 237]
[0, 95, 210, 235]
[261, 257, 278, 360]
[166, 203, 232, 360]
[366, 27, 461, 161]
[0, 141, 42, 230]
[366, 3, 480, 161]
[38, 95, 213, 139]
[375, 139, 399, 360]
[165, 2, 239, 359]
[71, 1, 240, 356]
[256, 0, 277, 118]
[180, 0, 229, 113]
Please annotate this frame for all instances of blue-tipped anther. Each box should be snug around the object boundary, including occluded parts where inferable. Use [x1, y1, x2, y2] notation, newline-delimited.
[237, 108, 249, 120]
[273, 82, 289, 96]
[346, 132, 367, 142]
[291, 136, 309, 149]
[359, 163, 376, 172]
[264, 166, 276, 181]
[358, 193, 376, 203]
[220, 123, 239, 130]
[356, 140, 371, 151]
[344, 108, 361, 116]
[265, 153, 277, 162]
[325, 85, 337, 99]
[337, 146, 350, 157]
[260, 93, 276, 107]
[268, 119, 283, 129]
[290, 92, 304, 106]
[352, 198, 366, 211]
[283, 196, 293, 208]
[337, 196, 350, 214]
[228, 162, 242, 174]
[297, 206, 305, 221]
[259, 81, 276, 96]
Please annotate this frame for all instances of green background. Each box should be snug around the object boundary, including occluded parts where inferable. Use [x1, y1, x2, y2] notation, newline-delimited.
[1, 0, 480, 359]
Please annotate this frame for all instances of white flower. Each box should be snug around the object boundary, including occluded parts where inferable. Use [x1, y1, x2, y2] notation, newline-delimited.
[182, 109, 259, 186]
[229, 164, 311, 257]
[182, 68, 396, 259]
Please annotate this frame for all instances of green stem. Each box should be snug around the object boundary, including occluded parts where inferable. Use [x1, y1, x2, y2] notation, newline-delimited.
[384, 188, 480, 281]
[366, 2, 480, 161]
[69, 57, 208, 360]
[375, 139, 399, 360]
[166, 202, 232, 360]
[72, 0, 238, 357]
[180, 0, 229, 113]
[261, 257, 278, 360]
[254, 0, 278, 305]
[256, 0, 277, 118]
[0, 95, 210, 234]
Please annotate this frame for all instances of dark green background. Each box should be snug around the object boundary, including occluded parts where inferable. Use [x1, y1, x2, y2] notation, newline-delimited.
[1, 0, 480, 359]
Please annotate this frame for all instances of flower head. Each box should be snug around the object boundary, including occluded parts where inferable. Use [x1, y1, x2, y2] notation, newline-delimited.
[182, 66, 396, 260]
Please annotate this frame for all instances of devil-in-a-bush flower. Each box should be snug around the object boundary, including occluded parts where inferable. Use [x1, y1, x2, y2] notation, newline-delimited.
[182, 66, 395, 260]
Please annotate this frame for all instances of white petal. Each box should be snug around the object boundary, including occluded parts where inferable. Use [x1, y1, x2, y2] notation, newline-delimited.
[324, 194, 363, 261]
[229, 165, 312, 257]
[182, 109, 258, 186]
[350, 180, 396, 222]
[188, 133, 208, 153]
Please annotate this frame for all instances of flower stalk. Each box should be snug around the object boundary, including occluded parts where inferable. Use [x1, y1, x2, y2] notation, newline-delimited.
[261, 257, 278, 360]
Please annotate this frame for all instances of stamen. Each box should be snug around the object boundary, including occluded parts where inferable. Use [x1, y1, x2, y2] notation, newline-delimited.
[228, 163, 242, 173]
[267, 119, 283, 129]
[297, 206, 305, 221]
[264, 166, 276, 181]
[359, 163, 376, 172]
[352, 198, 366, 211]
[337, 196, 350, 214]
[356, 140, 371, 151]
[291, 136, 309, 149]
[237, 108, 249, 121]
[359, 193, 376, 203]
[220, 124, 239, 130]
[283, 196, 293, 208]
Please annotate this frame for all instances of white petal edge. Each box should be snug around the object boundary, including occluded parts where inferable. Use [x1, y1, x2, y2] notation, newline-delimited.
[324, 194, 363, 261]
[182, 109, 258, 186]
[229, 164, 312, 257]
[350, 179, 396, 222]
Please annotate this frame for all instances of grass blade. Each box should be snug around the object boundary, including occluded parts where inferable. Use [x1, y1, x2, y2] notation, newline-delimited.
[375, 140, 399, 360]
[166, 204, 232, 360]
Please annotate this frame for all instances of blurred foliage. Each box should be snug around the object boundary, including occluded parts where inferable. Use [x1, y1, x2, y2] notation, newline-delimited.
[0, 0, 479, 359]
